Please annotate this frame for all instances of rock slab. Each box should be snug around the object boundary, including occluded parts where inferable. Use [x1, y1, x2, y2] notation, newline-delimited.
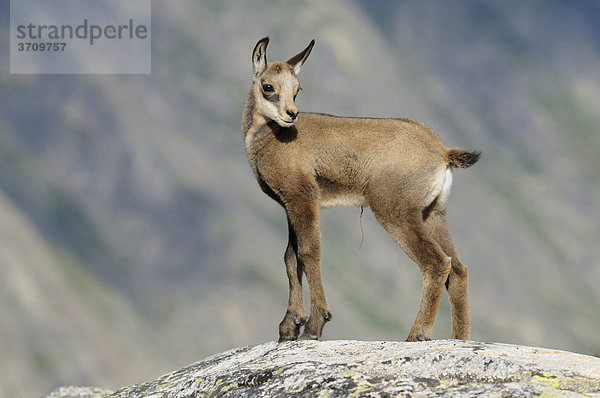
[45, 340, 600, 397]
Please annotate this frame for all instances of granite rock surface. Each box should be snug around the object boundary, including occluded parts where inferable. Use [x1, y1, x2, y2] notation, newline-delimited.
[44, 340, 600, 397]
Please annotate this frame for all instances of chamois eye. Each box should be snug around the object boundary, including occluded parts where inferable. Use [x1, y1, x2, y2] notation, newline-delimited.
[262, 84, 274, 93]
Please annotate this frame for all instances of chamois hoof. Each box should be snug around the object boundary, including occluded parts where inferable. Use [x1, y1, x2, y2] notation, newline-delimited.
[417, 333, 430, 342]
[298, 309, 332, 340]
[278, 335, 298, 343]
[406, 331, 431, 342]
[298, 332, 320, 340]
[278, 327, 301, 342]
[278, 311, 308, 342]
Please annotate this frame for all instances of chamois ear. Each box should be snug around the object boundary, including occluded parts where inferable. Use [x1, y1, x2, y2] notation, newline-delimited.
[252, 37, 269, 79]
[287, 39, 315, 75]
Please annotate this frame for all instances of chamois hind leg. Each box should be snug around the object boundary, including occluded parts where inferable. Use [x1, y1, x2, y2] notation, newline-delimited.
[373, 207, 452, 342]
[423, 208, 471, 340]
[278, 218, 308, 342]
[285, 199, 331, 340]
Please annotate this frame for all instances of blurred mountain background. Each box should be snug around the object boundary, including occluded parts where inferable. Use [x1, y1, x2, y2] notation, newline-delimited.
[1, 0, 599, 396]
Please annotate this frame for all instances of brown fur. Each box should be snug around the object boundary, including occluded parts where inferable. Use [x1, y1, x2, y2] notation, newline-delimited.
[242, 37, 480, 342]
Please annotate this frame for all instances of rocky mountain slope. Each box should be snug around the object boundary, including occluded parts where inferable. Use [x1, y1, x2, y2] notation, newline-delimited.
[45, 340, 600, 397]
[1, 0, 599, 397]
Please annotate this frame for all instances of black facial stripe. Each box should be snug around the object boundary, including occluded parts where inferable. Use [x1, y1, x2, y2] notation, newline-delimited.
[263, 92, 279, 103]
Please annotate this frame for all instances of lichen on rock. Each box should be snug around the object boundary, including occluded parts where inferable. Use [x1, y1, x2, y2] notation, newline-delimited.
[44, 340, 600, 397]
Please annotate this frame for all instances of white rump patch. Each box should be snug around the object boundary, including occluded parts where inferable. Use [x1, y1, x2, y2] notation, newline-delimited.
[439, 167, 453, 205]
[425, 167, 453, 207]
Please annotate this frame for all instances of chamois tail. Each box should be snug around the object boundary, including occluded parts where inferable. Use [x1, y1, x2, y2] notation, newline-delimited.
[447, 148, 481, 168]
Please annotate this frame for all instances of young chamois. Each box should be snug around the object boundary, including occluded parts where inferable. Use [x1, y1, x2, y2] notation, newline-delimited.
[242, 37, 480, 342]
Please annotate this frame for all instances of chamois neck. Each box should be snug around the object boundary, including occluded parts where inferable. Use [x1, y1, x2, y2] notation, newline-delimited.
[242, 87, 268, 140]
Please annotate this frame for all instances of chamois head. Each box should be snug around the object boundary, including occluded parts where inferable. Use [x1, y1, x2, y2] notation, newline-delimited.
[251, 37, 315, 127]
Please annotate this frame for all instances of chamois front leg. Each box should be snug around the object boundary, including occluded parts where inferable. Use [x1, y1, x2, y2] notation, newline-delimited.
[285, 199, 331, 340]
[278, 218, 307, 342]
